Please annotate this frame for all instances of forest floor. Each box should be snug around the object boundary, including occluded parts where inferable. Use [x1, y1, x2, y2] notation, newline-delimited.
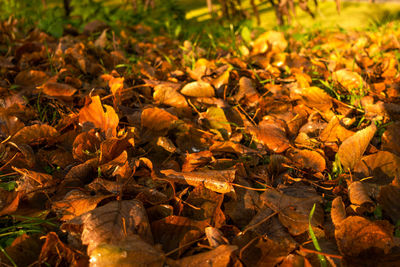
[1, 8, 400, 266]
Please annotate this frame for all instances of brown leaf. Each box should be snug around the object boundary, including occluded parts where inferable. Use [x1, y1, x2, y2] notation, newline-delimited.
[335, 216, 394, 256]
[10, 124, 59, 145]
[348, 181, 375, 213]
[52, 190, 111, 220]
[300, 86, 332, 112]
[79, 95, 119, 137]
[13, 167, 56, 195]
[252, 31, 287, 54]
[233, 77, 259, 104]
[287, 148, 326, 172]
[382, 122, 400, 157]
[41, 82, 77, 97]
[160, 169, 235, 194]
[337, 122, 376, 170]
[72, 130, 102, 162]
[332, 69, 367, 93]
[14, 70, 49, 87]
[378, 184, 400, 223]
[172, 245, 237, 266]
[261, 186, 323, 236]
[1, 234, 43, 267]
[320, 116, 354, 144]
[180, 81, 215, 97]
[250, 120, 290, 153]
[38, 232, 89, 266]
[89, 235, 165, 267]
[182, 151, 213, 172]
[153, 84, 188, 108]
[141, 107, 178, 132]
[205, 227, 229, 247]
[66, 200, 153, 255]
[331, 196, 346, 227]
[203, 106, 231, 139]
[151, 215, 209, 257]
[0, 189, 21, 216]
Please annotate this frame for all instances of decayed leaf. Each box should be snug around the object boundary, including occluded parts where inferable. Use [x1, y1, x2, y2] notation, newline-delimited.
[40, 82, 77, 97]
[2, 234, 43, 267]
[331, 196, 346, 227]
[182, 151, 213, 172]
[249, 120, 290, 153]
[300, 86, 332, 112]
[180, 81, 215, 97]
[337, 122, 376, 170]
[79, 95, 119, 137]
[153, 84, 188, 108]
[287, 148, 326, 172]
[67, 200, 153, 254]
[335, 216, 394, 256]
[171, 245, 237, 266]
[160, 169, 235, 194]
[13, 167, 56, 195]
[72, 130, 102, 162]
[52, 190, 111, 220]
[10, 124, 59, 145]
[261, 187, 323, 236]
[348, 181, 375, 213]
[141, 107, 178, 132]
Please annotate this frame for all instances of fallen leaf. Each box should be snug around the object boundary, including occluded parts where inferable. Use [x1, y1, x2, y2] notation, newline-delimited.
[172, 245, 237, 266]
[40, 82, 77, 97]
[335, 216, 394, 256]
[337, 122, 376, 170]
[10, 124, 59, 145]
[249, 120, 290, 153]
[79, 95, 119, 137]
[160, 169, 235, 194]
[287, 148, 326, 172]
[153, 84, 188, 108]
[180, 81, 215, 97]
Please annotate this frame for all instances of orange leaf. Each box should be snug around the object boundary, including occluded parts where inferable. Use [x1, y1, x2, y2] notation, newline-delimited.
[79, 95, 119, 137]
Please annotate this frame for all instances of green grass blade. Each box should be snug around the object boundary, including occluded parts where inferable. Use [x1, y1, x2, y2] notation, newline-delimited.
[309, 203, 327, 267]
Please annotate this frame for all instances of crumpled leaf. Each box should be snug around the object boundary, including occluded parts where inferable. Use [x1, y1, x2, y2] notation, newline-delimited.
[348, 181, 375, 213]
[337, 122, 376, 170]
[79, 95, 119, 137]
[161, 169, 235, 194]
[331, 196, 346, 227]
[335, 216, 394, 257]
[180, 81, 215, 97]
[320, 116, 354, 143]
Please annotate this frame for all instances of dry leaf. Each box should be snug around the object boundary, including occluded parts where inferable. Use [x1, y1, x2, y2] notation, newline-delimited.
[160, 169, 235, 194]
[172, 245, 237, 267]
[335, 216, 394, 256]
[141, 107, 178, 132]
[67, 200, 153, 255]
[250, 120, 290, 153]
[331, 196, 346, 227]
[153, 84, 188, 108]
[180, 81, 215, 97]
[41, 82, 77, 97]
[337, 122, 376, 170]
[332, 69, 366, 93]
[287, 148, 326, 172]
[348, 181, 375, 213]
[300, 86, 332, 112]
[79, 95, 119, 137]
[10, 124, 59, 145]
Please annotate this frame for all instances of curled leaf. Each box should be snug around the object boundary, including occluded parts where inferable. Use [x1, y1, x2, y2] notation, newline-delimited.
[180, 81, 215, 97]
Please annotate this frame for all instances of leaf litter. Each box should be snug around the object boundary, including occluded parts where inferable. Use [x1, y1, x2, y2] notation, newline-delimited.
[1, 17, 400, 266]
